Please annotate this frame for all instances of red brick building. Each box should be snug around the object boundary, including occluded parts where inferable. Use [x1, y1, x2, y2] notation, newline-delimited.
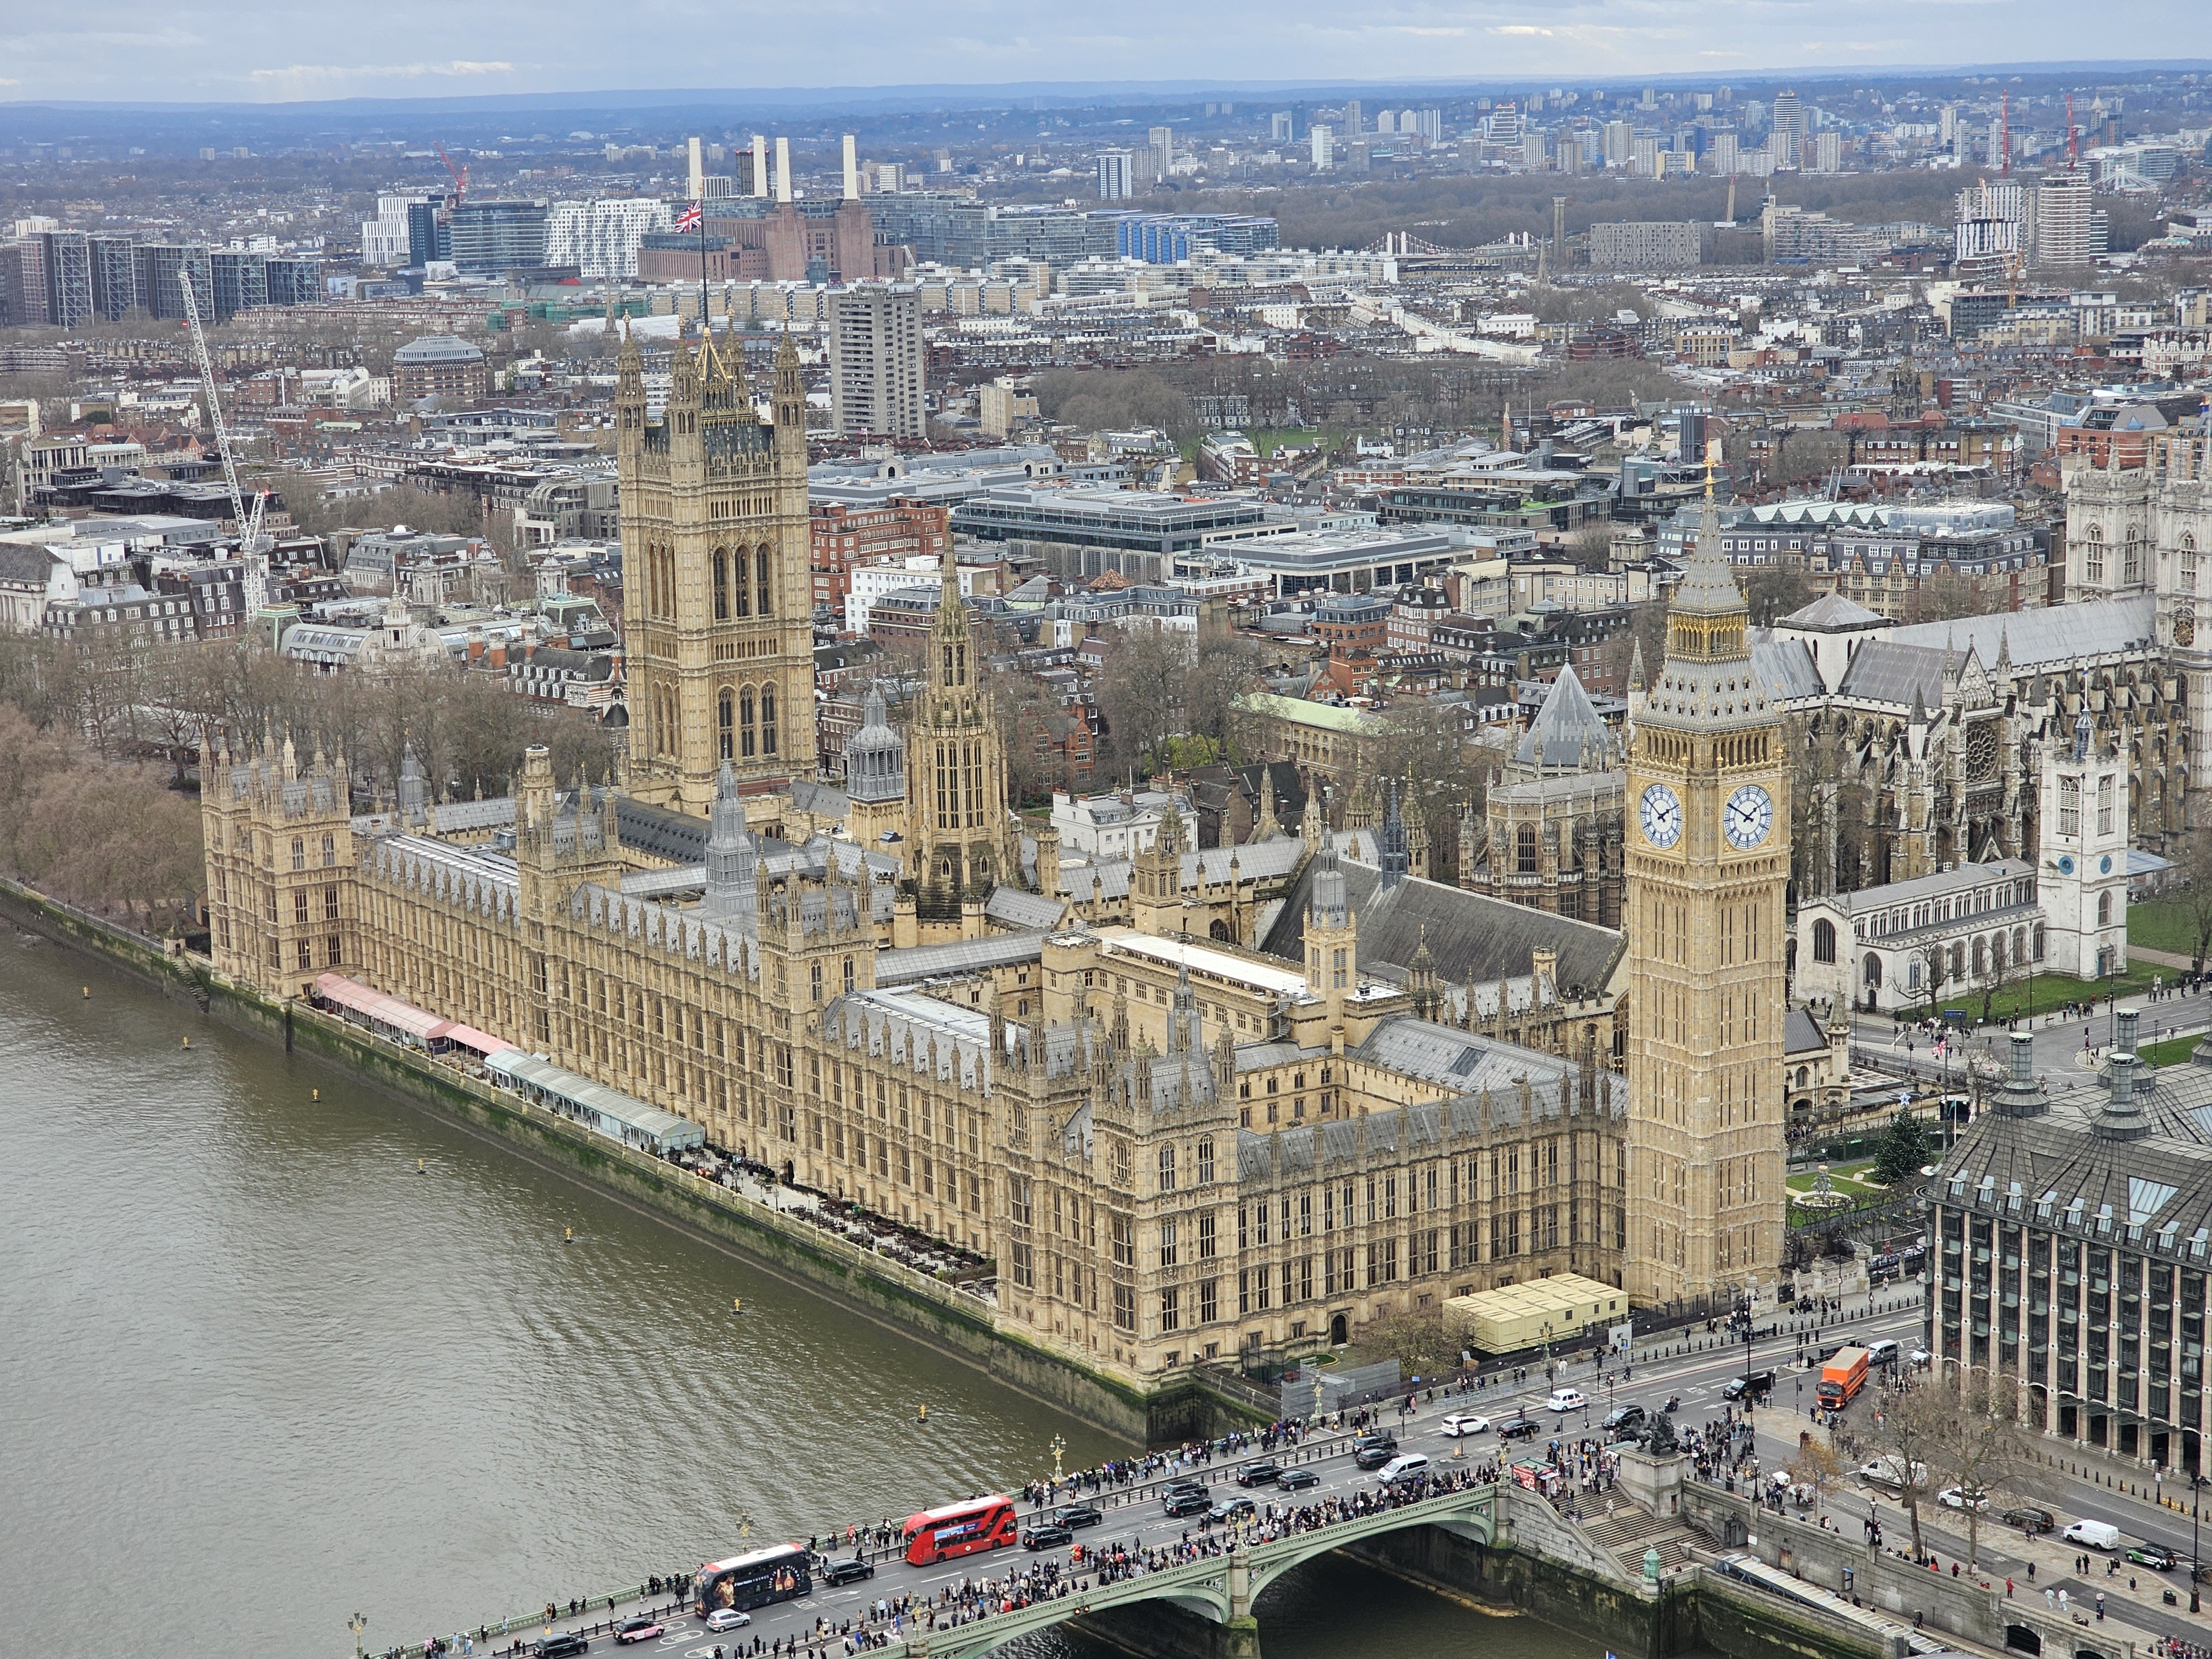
[810, 498, 950, 613]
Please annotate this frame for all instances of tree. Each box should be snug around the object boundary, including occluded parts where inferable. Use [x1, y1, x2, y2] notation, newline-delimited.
[1871, 1107, 1929, 1188]
[1906, 939, 1951, 1019]
[1923, 1371, 2032, 1568]
[1904, 568, 1997, 626]
[2178, 827, 2212, 973]
[1354, 1305, 1451, 1379]
[1865, 1386, 1945, 1561]
[1783, 1437, 1846, 1519]
[1745, 565, 1813, 627]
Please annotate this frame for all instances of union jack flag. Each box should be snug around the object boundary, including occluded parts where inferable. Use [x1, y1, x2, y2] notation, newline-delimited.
[674, 202, 702, 232]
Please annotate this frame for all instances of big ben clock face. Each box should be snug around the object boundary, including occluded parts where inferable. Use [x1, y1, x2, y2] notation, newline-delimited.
[1724, 784, 1775, 850]
[1639, 782, 1683, 849]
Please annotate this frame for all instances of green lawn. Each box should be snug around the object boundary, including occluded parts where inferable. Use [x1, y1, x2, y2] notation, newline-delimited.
[2128, 899, 2204, 959]
[1785, 1159, 1892, 1204]
[2141, 1034, 2202, 1068]
[1927, 967, 2163, 1025]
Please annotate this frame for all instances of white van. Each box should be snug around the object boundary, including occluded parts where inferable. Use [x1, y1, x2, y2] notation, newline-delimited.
[1866, 1339, 1900, 1366]
[2062, 1519, 2121, 1551]
[1376, 1453, 1432, 1485]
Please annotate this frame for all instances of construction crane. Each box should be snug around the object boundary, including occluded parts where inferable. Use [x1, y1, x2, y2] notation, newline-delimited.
[177, 264, 272, 612]
[433, 141, 469, 206]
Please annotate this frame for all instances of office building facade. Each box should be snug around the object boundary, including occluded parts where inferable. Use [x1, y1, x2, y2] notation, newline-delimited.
[448, 200, 550, 274]
[827, 284, 926, 439]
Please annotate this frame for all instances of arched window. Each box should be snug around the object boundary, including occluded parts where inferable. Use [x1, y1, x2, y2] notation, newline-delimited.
[756, 547, 773, 616]
[733, 548, 751, 617]
[1516, 822, 1538, 875]
[2183, 535, 2200, 593]
[761, 687, 778, 756]
[717, 687, 734, 761]
[2097, 890, 2112, 926]
[1972, 937, 1987, 978]
[1158, 1145, 1177, 1193]
[1210, 919, 1233, 942]
[1812, 917, 1837, 964]
[2124, 527, 2145, 586]
[1197, 1138, 1215, 1185]
[713, 550, 729, 620]
[740, 688, 757, 758]
[2012, 926, 2027, 966]
[2084, 525, 2105, 585]
[2033, 924, 2046, 961]
[1864, 953, 1883, 988]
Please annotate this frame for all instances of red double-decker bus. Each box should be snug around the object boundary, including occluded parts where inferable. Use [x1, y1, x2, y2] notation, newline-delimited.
[902, 1494, 1018, 1565]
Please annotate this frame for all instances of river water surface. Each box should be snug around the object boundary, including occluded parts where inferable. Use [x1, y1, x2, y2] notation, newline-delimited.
[0, 932, 1603, 1659]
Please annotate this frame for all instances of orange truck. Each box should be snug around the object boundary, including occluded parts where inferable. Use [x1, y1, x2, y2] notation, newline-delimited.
[1817, 1345, 1870, 1409]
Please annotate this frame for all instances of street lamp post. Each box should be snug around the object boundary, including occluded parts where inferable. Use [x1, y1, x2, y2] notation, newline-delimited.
[350, 1614, 368, 1659]
[2193, 1474, 2208, 1615]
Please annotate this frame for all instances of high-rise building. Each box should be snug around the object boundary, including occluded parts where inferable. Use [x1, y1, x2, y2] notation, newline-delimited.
[545, 199, 674, 280]
[39, 231, 92, 330]
[361, 193, 426, 267]
[615, 330, 817, 811]
[1340, 101, 1363, 138]
[407, 201, 450, 268]
[208, 249, 268, 320]
[0, 238, 48, 325]
[1707, 133, 1741, 176]
[2034, 170, 2104, 267]
[1769, 90, 1803, 151]
[1270, 111, 1294, 143]
[1148, 124, 1175, 175]
[1310, 126, 1334, 170]
[1953, 179, 2025, 280]
[1521, 131, 1548, 171]
[827, 284, 926, 439]
[133, 243, 212, 322]
[1486, 103, 1523, 145]
[1095, 149, 1135, 201]
[265, 257, 322, 307]
[90, 234, 138, 320]
[1603, 120, 1636, 168]
[447, 200, 549, 274]
[1624, 480, 1790, 1305]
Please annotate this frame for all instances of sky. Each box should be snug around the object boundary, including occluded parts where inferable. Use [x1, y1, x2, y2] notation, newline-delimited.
[3, 2, 2209, 105]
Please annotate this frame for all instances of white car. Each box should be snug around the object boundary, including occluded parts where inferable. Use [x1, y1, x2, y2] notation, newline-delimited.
[1439, 1412, 1491, 1437]
[706, 1609, 752, 1632]
[1546, 1388, 1587, 1413]
[1938, 1486, 1990, 1512]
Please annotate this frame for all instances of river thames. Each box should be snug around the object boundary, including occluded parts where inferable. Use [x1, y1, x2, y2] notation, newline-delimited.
[0, 933, 1597, 1659]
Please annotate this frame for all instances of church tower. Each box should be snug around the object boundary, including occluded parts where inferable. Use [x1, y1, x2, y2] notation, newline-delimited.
[618, 327, 817, 812]
[1624, 473, 1790, 1306]
[906, 540, 1018, 915]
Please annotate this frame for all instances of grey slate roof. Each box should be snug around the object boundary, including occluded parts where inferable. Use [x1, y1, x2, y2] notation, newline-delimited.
[1514, 665, 1612, 771]
[1749, 638, 1825, 702]
[1835, 640, 1951, 710]
[875, 930, 1049, 985]
[985, 886, 1067, 930]
[1780, 592, 1890, 630]
[1783, 1006, 1829, 1058]
[1259, 861, 1625, 1001]
[1354, 1015, 1575, 1093]
[1886, 596, 2155, 669]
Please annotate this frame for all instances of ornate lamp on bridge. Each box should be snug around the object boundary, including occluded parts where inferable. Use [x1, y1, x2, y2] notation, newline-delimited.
[1050, 1435, 1067, 1483]
[350, 1613, 368, 1659]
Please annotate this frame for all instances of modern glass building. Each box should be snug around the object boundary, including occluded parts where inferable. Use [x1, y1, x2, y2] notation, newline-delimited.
[448, 200, 548, 274]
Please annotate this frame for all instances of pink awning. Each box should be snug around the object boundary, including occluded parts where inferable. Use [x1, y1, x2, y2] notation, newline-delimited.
[312, 973, 444, 1040]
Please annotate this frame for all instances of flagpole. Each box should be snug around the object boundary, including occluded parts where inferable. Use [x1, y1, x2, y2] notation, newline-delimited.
[697, 196, 709, 343]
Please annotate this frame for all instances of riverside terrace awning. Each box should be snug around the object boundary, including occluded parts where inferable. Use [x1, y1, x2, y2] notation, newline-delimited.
[312, 973, 445, 1046]
[436, 1022, 517, 1060]
[484, 1050, 705, 1156]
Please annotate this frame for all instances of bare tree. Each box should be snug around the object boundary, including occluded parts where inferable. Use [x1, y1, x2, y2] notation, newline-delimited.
[1924, 1370, 2032, 1569]
[1866, 1386, 1947, 1560]
[2179, 827, 2212, 973]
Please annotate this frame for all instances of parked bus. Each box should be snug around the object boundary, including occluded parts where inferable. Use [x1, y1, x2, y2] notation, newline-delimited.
[903, 1495, 1018, 1565]
[696, 1543, 811, 1615]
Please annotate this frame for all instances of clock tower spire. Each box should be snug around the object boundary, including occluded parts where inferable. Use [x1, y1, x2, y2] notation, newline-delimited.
[1624, 461, 1789, 1307]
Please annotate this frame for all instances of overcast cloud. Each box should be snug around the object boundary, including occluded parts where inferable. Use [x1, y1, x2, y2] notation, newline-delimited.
[3, 2, 2208, 103]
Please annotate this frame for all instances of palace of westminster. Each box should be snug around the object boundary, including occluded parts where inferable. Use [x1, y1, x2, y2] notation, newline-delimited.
[199, 330, 2212, 1387]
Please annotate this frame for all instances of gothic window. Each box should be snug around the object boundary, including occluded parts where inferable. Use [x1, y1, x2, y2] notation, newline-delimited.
[740, 689, 757, 758]
[713, 550, 729, 620]
[290, 836, 305, 870]
[2098, 774, 2115, 835]
[2012, 926, 2027, 966]
[2183, 536, 2200, 592]
[1158, 1145, 1177, 1193]
[733, 548, 751, 617]
[1516, 822, 1538, 874]
[756, 548, 773, 616]
[2084, 525, 2105, 585]
[1197, 1138, 1215, 1185]
[1864, 953, 1882, 989]
[717, 688, 734, 761]
[1812, 917, 1837, 964]
[2098, 891, 2112, 926]
[1973, 937, 1987, 978]
[2059, 775, 2080, 837]
[2124, 528, 2145, 586]
[761, 687, 778, 756]
[1210, 919, 1232, 942]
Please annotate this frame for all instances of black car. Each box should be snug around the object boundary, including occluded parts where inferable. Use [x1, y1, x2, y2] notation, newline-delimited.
[1163, 1479, 1207, 1501]
[1600, 1404, 1646, 1436]
[1235, 1462, 1284, 1487]
[821, 1558, 875, 1586]
[1055, 1504, 1104, 1529]
[1354, 1442, 1401, 1470]
[1497, 1417, 1541, 1441]
[2001, 1505, 2057, 1534]
[1164, 1491, 1211, 1518]
[1722, 1371, 1777, 1401]
[1277, 1468, 1321, 1491]
[535, 1637, 590, 1659]
[1208, 1496, 1258, 1525]
[1022, 1524, 1074, 1551]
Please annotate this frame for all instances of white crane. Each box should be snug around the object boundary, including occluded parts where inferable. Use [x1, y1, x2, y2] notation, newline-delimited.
[178, 265, 271, 613]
